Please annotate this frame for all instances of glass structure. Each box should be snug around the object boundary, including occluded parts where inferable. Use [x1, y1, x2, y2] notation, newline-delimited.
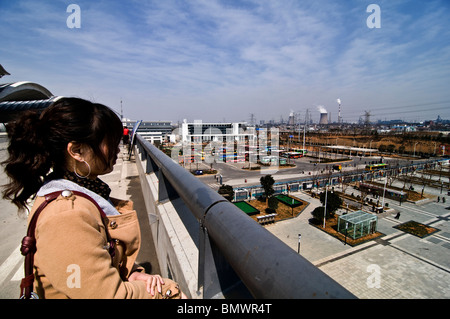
[337, 210, 378, 239]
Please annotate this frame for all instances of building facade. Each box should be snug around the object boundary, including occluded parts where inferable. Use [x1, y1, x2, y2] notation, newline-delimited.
[179, 119, 257, 144]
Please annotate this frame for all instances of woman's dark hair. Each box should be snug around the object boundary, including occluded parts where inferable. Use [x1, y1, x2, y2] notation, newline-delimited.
[2, 97, 123, 211]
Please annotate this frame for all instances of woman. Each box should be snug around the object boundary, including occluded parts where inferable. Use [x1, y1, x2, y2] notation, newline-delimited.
[2, 97, 186, 299]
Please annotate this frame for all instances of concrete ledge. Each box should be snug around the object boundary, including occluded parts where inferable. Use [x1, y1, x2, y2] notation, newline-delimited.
[135, 147, 201, 298]
[408, 198, 433, 205]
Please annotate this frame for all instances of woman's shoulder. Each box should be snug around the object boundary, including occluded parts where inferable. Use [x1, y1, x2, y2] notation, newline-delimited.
[31, 192, 105, 225]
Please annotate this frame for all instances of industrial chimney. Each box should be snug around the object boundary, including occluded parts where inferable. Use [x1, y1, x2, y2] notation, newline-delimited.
[317, 105, 328, 125]
[319, 112, 328, 124]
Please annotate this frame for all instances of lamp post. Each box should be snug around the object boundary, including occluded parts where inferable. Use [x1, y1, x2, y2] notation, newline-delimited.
[291, 197, 294, 216]
[323, 184, 328, 229]
[298, 234, 301, 254]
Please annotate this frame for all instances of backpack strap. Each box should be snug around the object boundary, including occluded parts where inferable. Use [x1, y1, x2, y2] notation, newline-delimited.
[19, 190, 109, 299]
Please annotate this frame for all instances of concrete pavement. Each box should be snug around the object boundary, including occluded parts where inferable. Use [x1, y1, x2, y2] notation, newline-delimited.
[101, 148, 161, 275]
[266, 186, 450, 298]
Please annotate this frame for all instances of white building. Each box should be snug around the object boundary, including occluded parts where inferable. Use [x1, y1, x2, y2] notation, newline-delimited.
[179, 119, 257, 144]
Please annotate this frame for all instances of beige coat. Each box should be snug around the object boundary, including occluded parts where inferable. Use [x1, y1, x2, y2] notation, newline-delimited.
[29, 192, 177, 299]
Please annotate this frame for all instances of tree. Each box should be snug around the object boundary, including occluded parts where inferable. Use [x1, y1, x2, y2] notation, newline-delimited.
[311, 206, 332, 224]
[218, 184, 234, 201]
[358, 185, 370, 209]
[319, 191, 343, 217]
[386, 144, 396, 154]
[267, 196, 279, 214]
[260, 175, 275, 205]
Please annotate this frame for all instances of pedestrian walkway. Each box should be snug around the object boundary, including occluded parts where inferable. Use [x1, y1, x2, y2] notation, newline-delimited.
[266, 189, 450, 298]
[102, 148, 160, 275]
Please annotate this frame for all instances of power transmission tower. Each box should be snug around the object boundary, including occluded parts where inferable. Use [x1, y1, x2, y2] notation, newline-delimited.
[364, 111, 371, 126]
[249, 113, 256, 126]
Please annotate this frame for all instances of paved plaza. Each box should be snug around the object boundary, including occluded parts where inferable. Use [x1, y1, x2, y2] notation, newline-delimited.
[266, 186, 450, 299]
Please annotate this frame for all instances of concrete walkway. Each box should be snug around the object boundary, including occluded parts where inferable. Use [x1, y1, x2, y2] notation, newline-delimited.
[266, 189, 450, 299]
[102, 148, 161, 275]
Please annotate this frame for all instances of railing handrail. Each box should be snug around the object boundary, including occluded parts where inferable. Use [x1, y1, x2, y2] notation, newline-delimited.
[136, 134, 355, 299]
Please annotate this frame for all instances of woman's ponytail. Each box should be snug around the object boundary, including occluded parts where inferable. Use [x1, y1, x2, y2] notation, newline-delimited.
[2, 111, 52, 211]
[2, 97, 123, 212]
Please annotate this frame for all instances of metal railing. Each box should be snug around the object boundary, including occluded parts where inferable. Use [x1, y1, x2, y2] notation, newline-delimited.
[135, 134, 355, 299]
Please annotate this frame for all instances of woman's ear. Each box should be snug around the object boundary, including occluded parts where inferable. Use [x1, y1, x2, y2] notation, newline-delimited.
[66, 142, 84, 162]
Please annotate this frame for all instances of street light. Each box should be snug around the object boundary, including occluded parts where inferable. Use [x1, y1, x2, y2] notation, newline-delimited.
[381, 174, 387, 209]
[323, 184, 328, 228]
[298, 234, 301, 254]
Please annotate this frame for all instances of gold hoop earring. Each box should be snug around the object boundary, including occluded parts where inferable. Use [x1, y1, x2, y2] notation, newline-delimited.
[74, 160, 91, 179]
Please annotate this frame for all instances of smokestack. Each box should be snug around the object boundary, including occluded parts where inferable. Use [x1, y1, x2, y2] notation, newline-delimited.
[337, 98, 341, 124]
[317, 105, 328, 124]
[288, 110, 295, 125]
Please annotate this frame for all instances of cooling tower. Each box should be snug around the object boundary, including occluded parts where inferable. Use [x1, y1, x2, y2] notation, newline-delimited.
[319, 112, 328, 125]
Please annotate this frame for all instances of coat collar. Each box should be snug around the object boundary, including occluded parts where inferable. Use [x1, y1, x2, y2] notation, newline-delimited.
[37, 179, 120, 216]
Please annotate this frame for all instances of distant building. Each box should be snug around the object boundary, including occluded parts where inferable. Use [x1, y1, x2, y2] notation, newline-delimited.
[392, 125, 416, 132]
[179, 119, 256, 144]
[122, 120, 173, 144]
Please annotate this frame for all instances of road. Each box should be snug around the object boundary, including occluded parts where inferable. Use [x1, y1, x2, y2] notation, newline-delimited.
[194, 153, 429, 190]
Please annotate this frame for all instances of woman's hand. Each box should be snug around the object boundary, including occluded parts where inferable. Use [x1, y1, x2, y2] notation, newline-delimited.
[128, 272, 165, 296]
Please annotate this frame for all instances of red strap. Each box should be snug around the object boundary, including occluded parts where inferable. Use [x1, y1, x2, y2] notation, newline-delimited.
[19, 192, 60, 299]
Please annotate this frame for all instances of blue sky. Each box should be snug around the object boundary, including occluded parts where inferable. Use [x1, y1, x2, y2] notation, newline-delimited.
[1, 0, 450, 123]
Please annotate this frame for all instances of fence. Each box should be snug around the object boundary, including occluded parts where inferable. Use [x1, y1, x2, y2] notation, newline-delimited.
[232, 159, 448, 202]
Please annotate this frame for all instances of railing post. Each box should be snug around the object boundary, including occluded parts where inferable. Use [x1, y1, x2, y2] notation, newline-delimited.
[157, 170, 178, 202]
[198, 224, 251, 299]
[146, 154, 158, 174]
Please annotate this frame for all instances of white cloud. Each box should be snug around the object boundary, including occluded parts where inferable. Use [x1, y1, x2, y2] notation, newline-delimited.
[1, 0, 450, 122]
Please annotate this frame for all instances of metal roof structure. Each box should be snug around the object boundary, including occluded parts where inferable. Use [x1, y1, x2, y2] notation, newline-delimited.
[0, 81, 59, 123]
[0, 82, 53, 102]
[0, 96, 63, 123]
[0, 65, 10, 78]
